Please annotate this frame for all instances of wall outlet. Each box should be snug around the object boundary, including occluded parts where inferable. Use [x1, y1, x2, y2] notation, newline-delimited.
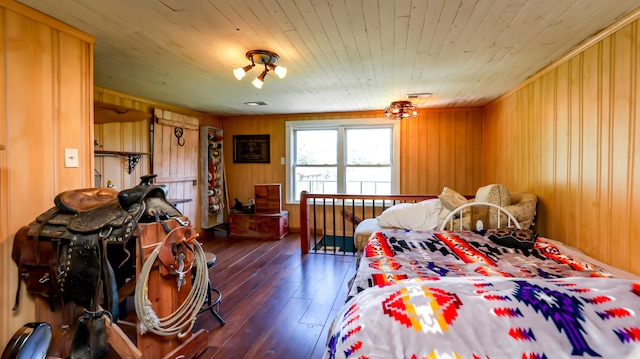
[65, 148, 79, 168]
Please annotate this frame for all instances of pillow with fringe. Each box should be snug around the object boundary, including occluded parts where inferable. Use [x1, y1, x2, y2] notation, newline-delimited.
[488, 228, 538, 250]
[438, 187, 468, 211]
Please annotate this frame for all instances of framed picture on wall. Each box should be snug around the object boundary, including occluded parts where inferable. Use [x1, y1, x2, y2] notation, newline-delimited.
[233, 134, 270, 163]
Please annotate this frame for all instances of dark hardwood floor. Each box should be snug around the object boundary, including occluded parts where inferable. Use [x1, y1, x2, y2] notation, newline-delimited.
[112, 229, 357, 359]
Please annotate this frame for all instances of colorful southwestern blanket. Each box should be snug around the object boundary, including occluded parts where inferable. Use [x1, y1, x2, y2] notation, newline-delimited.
[325, 276, 640, 358]
[323, 230, 640, 359]
[347, 230, 616, 301]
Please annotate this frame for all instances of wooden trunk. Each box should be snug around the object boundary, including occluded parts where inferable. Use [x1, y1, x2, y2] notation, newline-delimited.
[228, 211, 289, 240]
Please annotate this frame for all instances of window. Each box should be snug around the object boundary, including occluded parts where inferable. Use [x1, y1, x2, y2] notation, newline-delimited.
[285, 119, 400, 203]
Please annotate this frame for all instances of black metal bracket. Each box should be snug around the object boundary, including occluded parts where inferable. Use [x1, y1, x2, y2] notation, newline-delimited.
[126, 154, 142, 174]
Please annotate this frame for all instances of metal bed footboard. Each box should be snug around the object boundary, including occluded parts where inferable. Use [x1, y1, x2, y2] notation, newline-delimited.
[299, 191, 440, 254]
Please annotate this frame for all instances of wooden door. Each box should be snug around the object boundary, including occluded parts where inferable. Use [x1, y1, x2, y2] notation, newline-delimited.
[152, 109, 198, 225]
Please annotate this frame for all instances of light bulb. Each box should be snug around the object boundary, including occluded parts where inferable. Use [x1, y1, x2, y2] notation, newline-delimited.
[252, 69, 268, 89]
[274, 65, 287, 79]
[267, 63, 287, 79]
[233, 68, 246, 80]
[252, 77, 264, 89]
[233, 64, 254, 80]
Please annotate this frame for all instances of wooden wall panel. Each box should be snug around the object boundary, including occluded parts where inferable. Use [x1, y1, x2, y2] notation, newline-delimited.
[220, 115, 288, 207]
[0, 0, 94, 348]
[220, 108, 484, 231]
[400, 108, 484, 195]
[58, 31, 93, 190]
[93, 88, 220, 229]
[484, 19, 640, 275]
[580, 46, 600, 258]
[567, 58, 582, 250]
[631, 20, 640, 275]
[0, 18, 6, 349]
[94, 119, 150, 190]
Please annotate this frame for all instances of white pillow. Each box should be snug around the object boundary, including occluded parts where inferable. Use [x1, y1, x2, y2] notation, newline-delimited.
[376, 198, 443, 230]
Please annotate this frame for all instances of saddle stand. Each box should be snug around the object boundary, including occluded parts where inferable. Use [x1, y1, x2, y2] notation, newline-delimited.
[12, 175, 208, 359]
[106, 219, 207, 359]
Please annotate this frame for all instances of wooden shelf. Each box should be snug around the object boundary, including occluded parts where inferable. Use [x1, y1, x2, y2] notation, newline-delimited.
[95, 150, 150, 156]
[94, 150, 150, 173]
[94, 102, 151, 124]
[200, 126, 226, 229]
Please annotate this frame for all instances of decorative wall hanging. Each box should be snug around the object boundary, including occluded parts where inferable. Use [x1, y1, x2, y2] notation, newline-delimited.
[233, 135, 270, 163]
[174, 127, 185, 146]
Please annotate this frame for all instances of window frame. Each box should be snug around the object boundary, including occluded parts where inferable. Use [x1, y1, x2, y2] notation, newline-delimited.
[285, 118, 400, 204]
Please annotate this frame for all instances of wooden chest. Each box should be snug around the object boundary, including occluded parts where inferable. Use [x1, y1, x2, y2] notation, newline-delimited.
[254, 183, 281, 214]
[228, 211, 288, 240]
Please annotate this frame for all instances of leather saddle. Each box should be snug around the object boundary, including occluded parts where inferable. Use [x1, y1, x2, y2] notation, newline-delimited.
[13, 174, 183, 314]
[35, 175, 179, 242]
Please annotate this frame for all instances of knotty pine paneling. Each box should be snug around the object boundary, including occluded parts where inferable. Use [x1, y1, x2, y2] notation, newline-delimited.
[220, 108, 484, 232]
[484, 19, 640, 276]
[0, 0, 94, 348]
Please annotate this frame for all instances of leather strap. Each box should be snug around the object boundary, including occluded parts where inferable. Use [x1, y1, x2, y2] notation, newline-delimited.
[99, 238, 119, 321]
[12, 269, 21, 312]
[70, 312, 108, 359]
[33, 209, 59, 264]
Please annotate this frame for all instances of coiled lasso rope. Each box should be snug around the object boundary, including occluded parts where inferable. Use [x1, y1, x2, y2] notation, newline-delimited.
[134, 226, 208, 338]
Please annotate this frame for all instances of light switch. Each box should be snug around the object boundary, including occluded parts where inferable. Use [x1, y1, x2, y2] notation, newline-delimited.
[280, 157, 285, 165]
[65, 148, 79, 168]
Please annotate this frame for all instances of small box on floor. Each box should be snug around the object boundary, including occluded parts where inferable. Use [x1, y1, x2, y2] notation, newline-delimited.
[228, 211, 288, 240]
[254, 184, 281, 214]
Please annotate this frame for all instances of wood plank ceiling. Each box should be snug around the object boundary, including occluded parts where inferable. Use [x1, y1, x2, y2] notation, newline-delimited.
[16, 0, 640, 116]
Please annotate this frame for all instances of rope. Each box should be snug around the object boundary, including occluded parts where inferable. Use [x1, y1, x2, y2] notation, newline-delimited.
[134, 227, 208, 338]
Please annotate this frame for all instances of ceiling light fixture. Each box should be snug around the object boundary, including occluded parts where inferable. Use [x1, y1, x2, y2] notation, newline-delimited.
[233, 50, 287, 89]
[384, 100, 418, 120]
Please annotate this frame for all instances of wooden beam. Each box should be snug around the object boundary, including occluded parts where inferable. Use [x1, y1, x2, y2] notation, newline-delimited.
[105, 316, 143, 359]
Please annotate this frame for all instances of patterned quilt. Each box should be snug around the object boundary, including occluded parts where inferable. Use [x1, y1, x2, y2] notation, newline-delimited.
[324, 230, 640, 359]
[347, 230, 615, 301]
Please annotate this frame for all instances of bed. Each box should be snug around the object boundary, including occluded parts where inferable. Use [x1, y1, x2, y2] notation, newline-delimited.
[323, 202, 640, 359]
